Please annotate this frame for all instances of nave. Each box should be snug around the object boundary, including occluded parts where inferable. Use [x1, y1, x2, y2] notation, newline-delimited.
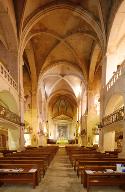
[0, 147, 123, 192]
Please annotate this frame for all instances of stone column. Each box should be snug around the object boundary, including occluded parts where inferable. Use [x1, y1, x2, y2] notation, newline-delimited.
[99, 55, 107, 151]
[82, 114, 87, 146]
[24, 42, 38, 145]
[31, 90, 39, 146]
[19, 58, 25, 150]
[101, 55, 107, 88]
[100, 55, 107, 119]
[119, 122, 125, 158]
[98, 127, 104, 152]
[87, 89, 95, 147]
[31, 90, 38, 132]
[118, 92, 125, 158]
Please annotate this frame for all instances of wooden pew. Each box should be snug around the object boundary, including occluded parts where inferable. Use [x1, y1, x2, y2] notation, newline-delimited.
[1, 156, 49, 167]
[66, 146, 96, 156]
[76, 159, 125, 177]
[81, 165, 116, 186]
[0, 165, 38, 188]
[69, 152, 103, 165]
[0, 164, 40, 184]
[0, 146, 58, 189]
[0, 150, 17, 156]
[71, 154, 117, 169]
[85, 170, 125, 192]
[5, 153, 52, 166]
[0, 159, 45, 178]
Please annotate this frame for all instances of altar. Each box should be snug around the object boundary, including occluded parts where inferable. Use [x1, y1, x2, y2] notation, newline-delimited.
[56, 138, 68, 144]
[56, 125, 68, 144]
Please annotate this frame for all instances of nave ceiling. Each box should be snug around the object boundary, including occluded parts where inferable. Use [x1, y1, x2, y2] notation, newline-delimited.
[0, 0, 121, 117]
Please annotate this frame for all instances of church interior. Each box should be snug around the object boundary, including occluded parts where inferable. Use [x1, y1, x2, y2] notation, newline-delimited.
[0, 0, 125, 191]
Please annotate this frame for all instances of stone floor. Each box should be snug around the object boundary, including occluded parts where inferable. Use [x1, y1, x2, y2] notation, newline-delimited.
[0, 148, 124, 192]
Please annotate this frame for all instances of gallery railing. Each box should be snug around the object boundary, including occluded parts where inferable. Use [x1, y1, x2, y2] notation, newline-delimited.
[102, 106, 124, 127]
[0, 62, 17, 91]
[106, 60, 125, 92]
[0, 104, 20, 125]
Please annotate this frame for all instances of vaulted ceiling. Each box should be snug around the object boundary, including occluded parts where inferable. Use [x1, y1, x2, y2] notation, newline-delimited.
[12, 0, 119, 109]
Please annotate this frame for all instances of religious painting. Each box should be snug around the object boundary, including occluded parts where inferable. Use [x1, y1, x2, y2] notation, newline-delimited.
[57, 125, 68, 139]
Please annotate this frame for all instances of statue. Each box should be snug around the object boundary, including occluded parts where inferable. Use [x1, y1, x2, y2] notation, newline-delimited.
[31, 134, 38, 146]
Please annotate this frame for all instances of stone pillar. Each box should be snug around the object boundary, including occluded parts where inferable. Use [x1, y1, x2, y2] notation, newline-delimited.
[98, 128, 104, 151]
[101, 55, 107, 88]
[19, 58, 25, 150]
[82, 114, 87, 146]
[98, 55, 107, 151]
[119, 122, 125, 158]
[118, 93, 125, 158]
[31, 90, 38, 133]
[100, 55, 107, 119]
[31, 89, 39, 146]
[24, 42, 38, 145]
[87, 88, 99, 147]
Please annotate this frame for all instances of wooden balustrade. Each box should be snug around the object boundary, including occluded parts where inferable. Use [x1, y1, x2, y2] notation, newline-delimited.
[0, 104, 21, 125]
[102, 106, 124, 127]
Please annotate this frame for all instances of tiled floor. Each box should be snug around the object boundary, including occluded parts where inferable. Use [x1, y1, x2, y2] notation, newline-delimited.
[0, 148, 123, 192]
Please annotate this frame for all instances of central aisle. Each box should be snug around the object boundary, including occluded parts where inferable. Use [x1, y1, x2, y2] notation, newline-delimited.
[41, 147, 84, 192]
[40, 148, 122, 192]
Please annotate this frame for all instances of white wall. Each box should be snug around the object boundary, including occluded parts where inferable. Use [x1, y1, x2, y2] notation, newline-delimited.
[8, 128, 20, 150]
[103, 130, 115, 151]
